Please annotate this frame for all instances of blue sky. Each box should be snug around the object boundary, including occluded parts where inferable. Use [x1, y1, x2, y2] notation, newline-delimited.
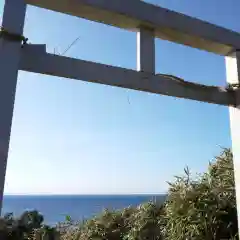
[1, 0, 239, 195]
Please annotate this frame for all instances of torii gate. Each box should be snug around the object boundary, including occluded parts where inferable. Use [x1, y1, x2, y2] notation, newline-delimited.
[0, 0, 240, 225]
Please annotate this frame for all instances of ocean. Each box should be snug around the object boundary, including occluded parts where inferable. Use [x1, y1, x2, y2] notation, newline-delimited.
[2, 195, 166, 225]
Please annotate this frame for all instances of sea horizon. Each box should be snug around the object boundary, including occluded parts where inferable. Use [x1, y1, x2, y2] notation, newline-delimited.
[3, 193, 167, 196]
[2, 194, 167, 225]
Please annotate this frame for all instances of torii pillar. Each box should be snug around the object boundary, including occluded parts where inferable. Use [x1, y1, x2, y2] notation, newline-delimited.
[226, 52, 240, 222]
[0, 0, 26, 210]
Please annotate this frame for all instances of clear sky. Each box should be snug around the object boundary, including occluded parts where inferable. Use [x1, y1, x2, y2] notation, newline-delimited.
[1, 0, 239, 195]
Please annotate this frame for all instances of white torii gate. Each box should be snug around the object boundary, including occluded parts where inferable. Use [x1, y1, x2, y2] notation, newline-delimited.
[0, 0, 240, 225]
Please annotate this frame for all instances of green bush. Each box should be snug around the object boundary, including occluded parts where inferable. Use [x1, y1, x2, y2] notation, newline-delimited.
[0, 210, 58, 240]
[164, 148, 238, 240]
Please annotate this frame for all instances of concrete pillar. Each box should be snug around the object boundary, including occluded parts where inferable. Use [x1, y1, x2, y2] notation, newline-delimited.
[225, 51, 240, 229]
[137, 26, 155, 73]
[0, 0, 26, 212]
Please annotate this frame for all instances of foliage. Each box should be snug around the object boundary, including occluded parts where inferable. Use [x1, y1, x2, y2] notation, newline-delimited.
[124, 202, 165, 240]
[164, 148, 238, 240]
[0, 210, 58, 239]
[0, 148, 237, 240]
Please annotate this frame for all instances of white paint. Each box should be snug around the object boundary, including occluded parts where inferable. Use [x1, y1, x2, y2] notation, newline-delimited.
[225, 52, 240, 230]
[137, 27, 155, 73]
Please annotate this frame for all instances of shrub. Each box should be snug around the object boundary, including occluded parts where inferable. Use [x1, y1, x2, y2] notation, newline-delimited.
[164, 148, 238, 240]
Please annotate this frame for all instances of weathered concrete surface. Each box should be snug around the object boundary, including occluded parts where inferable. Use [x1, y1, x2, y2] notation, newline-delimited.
[26, 0, 240, 55]
[137, 26, 155, 73]
[0, 0, 26, 212]
[225, 52, 240, 231]
[19, 48, 234, 106]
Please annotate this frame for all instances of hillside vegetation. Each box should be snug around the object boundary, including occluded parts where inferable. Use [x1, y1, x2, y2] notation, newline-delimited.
[0, 148, 238, 240]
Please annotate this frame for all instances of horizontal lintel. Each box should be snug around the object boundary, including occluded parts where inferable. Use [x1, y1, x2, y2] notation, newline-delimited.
[19, 46, 234, 106]
[26, 0, 240, 55]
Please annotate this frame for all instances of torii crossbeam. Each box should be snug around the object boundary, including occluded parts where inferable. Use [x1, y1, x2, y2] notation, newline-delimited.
[0, 0, 240, 227]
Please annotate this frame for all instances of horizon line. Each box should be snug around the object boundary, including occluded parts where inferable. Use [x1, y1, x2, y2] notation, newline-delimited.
[3, 193, 167, 196]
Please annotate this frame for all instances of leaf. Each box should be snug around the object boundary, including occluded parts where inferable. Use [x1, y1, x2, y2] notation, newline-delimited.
[65, 215, 72, 223]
